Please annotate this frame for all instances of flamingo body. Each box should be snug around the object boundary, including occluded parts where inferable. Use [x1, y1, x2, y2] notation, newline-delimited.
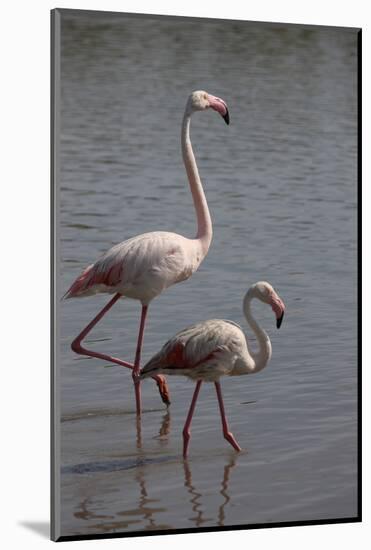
[141, 319, 253, 382]
[65, 231, 203, 304]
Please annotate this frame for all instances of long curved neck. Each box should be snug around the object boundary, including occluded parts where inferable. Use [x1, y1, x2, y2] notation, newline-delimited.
[181, 110, 213, 256]
[242, 292, 272, 373]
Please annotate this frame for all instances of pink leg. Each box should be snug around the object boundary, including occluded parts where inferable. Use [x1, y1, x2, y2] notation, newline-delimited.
[182, 381, 202, 458]
[131, 306, 171, 411]
[71, 294, 133, 370]
[214, 382, 241, 452]
[71, 297, 170, 412]
[132, 305, 148, 416]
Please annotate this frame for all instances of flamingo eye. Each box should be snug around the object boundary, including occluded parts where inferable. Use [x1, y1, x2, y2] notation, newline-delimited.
[262, 286, 271, 299]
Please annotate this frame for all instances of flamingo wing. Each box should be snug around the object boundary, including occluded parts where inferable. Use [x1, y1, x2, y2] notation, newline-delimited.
[141, 319, 245, 380]
[64, 231, 198, 300]
[63, 253, 124, 298]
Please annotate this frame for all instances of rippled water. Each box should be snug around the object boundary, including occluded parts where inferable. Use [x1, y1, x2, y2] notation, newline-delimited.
[56, 10, 358, 538]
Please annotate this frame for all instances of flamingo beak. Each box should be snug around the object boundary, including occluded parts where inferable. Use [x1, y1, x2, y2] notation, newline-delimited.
[208, 94, 230, 125]
[270, 292, 285, 329]
[276, 311, 284, 329]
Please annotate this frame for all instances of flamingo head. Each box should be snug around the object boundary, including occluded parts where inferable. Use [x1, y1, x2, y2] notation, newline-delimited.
[252, 281, 286, 329]
[187, 90, 229, 124]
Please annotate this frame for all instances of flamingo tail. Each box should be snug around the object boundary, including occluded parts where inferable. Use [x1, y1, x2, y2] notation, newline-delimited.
[62, 264, 95, 299]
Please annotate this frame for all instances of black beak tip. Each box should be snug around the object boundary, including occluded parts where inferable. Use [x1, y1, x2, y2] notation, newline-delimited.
[276, 311, 284, 329]
[222, 110, 230, 125]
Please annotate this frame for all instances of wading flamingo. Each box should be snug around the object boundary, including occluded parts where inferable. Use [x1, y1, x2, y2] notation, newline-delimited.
[140, 282, 285, 457]
[64, 90, 230, 415]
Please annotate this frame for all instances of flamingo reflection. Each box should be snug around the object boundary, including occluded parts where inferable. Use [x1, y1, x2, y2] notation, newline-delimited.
[183, 453, 238, 527]
[72, 414, 238, 533]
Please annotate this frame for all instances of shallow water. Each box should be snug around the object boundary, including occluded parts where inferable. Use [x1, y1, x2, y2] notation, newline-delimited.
[57, 11, 358, 537]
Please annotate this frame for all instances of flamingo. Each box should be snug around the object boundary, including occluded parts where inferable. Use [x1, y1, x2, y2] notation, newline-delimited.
[140, 281, 285, 457]
[64, 90, 230, 416]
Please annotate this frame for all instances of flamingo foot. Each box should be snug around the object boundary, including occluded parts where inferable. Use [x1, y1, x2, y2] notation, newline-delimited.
[223, 431, 242, 452]
[155, 375, 171, 406]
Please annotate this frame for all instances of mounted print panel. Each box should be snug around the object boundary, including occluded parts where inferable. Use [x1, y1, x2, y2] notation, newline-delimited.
[51, 8, 360, 542]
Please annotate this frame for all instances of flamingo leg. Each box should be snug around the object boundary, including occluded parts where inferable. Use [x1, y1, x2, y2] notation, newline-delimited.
[214, 382, 241, 452]
[71, 294, 133, 369]
[132, 305, 148, 416]
[71, 296, 170, 412]
[182, 381, 203, 458]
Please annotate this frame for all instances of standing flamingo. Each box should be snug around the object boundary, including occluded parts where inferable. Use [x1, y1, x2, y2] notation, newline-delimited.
[140, 282, 285, 457]
[64, 90, 230, 415]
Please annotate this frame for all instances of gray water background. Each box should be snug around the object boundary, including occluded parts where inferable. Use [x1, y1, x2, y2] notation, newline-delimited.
[57, 11, 358, 537]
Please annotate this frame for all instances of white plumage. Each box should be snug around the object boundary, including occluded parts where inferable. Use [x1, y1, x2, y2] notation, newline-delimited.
[142, 319, 251, 382]
[66, 231, 203, 304]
